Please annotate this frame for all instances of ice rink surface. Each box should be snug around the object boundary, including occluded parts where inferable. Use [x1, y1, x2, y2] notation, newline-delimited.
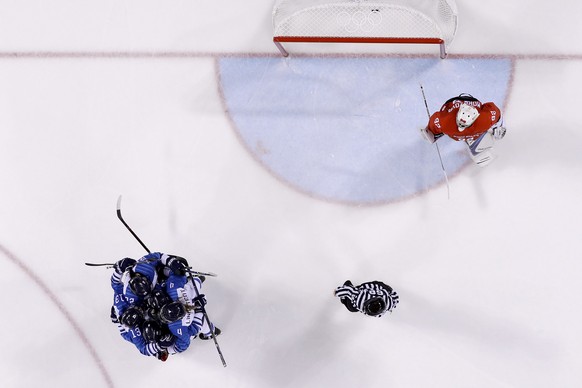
[1, 1, 582, 387]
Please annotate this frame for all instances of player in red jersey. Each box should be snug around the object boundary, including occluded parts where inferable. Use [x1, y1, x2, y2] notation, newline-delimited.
[420, 94, 507, 166]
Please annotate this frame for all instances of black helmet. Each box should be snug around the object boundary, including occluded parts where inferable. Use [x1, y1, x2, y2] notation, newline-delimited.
[147, 289, 171, 310]
[363, 297, 387, 316]
[145, 307, 161, 322]
[159, 302, 186, 324]
[142, 320, 163, 343]
[120, 305, 144, 327]
[129, 272, 151, 298]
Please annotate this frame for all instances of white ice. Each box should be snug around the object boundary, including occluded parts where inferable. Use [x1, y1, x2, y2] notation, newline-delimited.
[0, 1, 582, 387]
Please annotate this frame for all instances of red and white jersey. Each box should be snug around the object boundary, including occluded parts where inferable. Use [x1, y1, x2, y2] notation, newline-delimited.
[427, 98, 502, 141]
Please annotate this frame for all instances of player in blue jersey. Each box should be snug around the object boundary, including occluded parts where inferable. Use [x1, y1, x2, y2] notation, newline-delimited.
[110, 258, 139, 319]
[109, 254, 220, 360]
[109, 254, 173, 360]
[161, 271, 221, 355]
[120, 252, 165, 300]
[334, 280, 399, 317]
[110, 252, 178, 317]
[111, 304, 176, 361]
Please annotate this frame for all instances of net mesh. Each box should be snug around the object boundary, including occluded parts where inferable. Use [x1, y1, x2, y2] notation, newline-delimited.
[273, 0, 458, 47]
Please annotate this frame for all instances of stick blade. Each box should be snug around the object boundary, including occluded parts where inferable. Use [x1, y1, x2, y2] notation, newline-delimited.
[189, 269, 218, 277]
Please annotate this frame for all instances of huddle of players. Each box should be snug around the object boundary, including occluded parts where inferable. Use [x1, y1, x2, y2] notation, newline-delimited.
[110, 252, 220, 362]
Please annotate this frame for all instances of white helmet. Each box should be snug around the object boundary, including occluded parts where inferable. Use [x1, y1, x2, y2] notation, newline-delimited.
[456, 104, 479, 131]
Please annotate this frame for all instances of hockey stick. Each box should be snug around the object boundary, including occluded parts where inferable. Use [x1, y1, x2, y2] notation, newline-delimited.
[419, 84, 450, 199]
[115, 196, 217, 275]
[187, 271, 227, 367]
[84, 260, 217, 277]
[116, 195, 226, 366]
[117, 195, 151, 253]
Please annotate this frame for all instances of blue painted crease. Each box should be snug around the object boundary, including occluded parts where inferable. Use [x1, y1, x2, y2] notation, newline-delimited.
[219, 57, 512, 204]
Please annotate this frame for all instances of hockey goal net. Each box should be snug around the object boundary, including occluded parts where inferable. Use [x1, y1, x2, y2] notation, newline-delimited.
[272, 0, 458, 58]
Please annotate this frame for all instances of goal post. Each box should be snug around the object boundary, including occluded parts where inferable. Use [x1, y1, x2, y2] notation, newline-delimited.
[272, 0, 458, 58]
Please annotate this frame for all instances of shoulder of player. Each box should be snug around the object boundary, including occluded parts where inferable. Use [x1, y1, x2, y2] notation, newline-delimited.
[476, 104, 500, 122]
[166, 274, 188, 288]
[480, 101, 500, 110]
[464, 115, 494, 135]
[479, 102, 501, 118]
[167, 319, 188, 334]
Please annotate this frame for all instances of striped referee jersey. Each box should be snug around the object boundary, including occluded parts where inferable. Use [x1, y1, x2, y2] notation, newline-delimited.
[335, 280, 399, 317]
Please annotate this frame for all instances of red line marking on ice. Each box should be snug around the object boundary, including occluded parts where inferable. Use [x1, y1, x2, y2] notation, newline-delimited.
[0, 51, 581, 61]
[0, 244, 115, 388]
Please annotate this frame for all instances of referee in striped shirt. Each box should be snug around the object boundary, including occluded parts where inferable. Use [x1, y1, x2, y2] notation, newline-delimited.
[334, 280, 399, 317]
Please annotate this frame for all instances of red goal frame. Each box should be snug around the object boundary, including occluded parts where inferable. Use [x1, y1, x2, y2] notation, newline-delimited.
[273, 36, 448, 59]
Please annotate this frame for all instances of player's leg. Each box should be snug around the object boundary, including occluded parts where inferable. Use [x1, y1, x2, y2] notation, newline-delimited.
[465, 133, 496, 167]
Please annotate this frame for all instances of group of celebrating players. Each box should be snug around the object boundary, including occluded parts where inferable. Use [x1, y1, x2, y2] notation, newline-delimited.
[110, 252, 220, 361]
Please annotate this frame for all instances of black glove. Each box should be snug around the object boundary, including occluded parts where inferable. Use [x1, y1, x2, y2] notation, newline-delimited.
[159, 334, 175, 348]
[110, 306, 119, 324]
[113, 258, 136, 275]
[167, 256, 189, 276]
[157, 349, 169, 362]
[192, 294, 207, 308]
